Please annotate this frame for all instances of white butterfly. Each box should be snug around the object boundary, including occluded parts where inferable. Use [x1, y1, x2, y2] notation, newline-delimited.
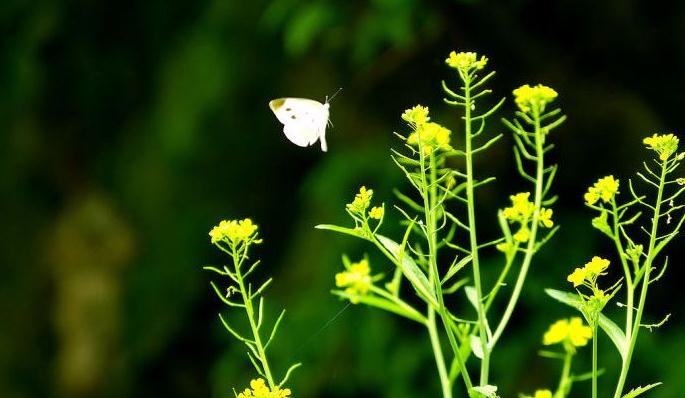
[269, 97, 330, 152]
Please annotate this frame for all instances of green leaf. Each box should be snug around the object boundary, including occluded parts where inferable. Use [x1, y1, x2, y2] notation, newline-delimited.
[315, 224, 364, 238]
[331, 291, 425, 324]
[465, 286, 479, 310]
[545, 288, 627, 360]
[470, 335, 484, 359]
[621, 382, 662, 398]
[441, 254, 472, 285]
[376, 234, 438, 307]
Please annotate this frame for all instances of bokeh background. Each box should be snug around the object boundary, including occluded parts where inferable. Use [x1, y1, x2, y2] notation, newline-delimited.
[1, 0, 684, 397]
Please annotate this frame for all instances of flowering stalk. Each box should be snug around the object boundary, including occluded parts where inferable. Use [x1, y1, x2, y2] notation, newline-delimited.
[611, 135, 683, 398]
[486, 84, 564, 375]
[320, 51, 564, 397]
[205, 219, 298, 396]
[524, 317, 591, 398]
[547, 134, 682, 398]
[451, 53, 493, 384]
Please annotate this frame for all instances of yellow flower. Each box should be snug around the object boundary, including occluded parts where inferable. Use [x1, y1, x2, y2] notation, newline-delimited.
[533, 390, 553, 398]
[445, 51, 488, 71]
[401, 105, 430, 126]
[503, 192, 535, 222]
[543, 317, 592, 348]
[513, 84, 558, 114]
[236, 378, 292, 398]
[407, 121, 452, 155]
[502, 207, 518, 220]
[514, 227, 530, 242]
[643, 133, 679, 161]
[543, 319, 569, 345]
[335, 258, 372, 304]
[209, 218, 259, 244]
[584, 190, 600, 205]
[568, 317, 593, 347]
[496, 242, 512, 253]
[368, 206, 384, 219]
[539, 208, 554, 228]
[347, 186, 374, 213]
[584, 256, 610, 276]
[567, 267, 586, 287]
[584, 176, 619, 205]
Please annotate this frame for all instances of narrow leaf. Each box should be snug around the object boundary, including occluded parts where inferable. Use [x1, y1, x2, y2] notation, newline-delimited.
[376, 234, 437, 307]
[621, 382, 662, 398]
[465, 286, 479, 311]
[332, 291, 426, 323]
[315, 224, 364, 238]
[470, 335, 484, 359]
[441, 255, 472, 284]
[545, 288, 627, 360]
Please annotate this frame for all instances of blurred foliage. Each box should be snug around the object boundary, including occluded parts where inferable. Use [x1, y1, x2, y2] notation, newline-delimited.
[0, 0, 683, 397]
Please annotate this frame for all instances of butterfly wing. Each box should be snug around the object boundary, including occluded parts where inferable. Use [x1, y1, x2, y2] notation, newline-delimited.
[269, 98, 329, 152]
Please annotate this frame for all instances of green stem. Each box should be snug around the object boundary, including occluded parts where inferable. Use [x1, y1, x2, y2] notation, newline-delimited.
[489, 108, 545, 349]
[419, 145, 472, 395]
[610, 198, 635, 340]
[484, 245, 519, 312]
[462, 73, 491, 386]
[427, 309, 453, 398]
[234, 246, 276, 388]
[612, 160, 667, 398]
[555, 350, 573, 398]
[592, 323, 598, 398]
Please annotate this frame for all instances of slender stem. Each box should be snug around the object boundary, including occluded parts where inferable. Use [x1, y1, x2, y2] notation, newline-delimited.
[489, 109, 545, 348]
[592, 323, 598, 398]
[555, 350, 573, 398]
[612, 160, 667, 398]
[462, 73, 491, 385]
[421, 147, 472, 394]
[419, 144, 472, 395]
[484, 245, 519, 312]
[610, 198, 635, 340]
[427, 309, 453, 398]
[234, 246, 276, 388]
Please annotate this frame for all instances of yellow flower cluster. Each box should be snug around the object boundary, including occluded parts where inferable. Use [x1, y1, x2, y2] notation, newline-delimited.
[543, 317, 592, 347]
[523, 390, 553, 398]
[335, 258, 372, 304]
[445, 51, 488, 72]
[533, 390, 552, 398]
[347, 186, 373, 214]
[567, 256, 610, 287]
[209, 218, 259, 244]
[501, 192, 553, 243]
[513, 84, 558, 114]
[503, 192, 535, 221]
[407, 121, 453, 156]
[368, 206, 384, 220]
[401, 105, 430, 126]
[401, 105, 452, 156]
[236, 379, 291, 398]
[584, 175, 619, 205]
[643, 133, 679, 161]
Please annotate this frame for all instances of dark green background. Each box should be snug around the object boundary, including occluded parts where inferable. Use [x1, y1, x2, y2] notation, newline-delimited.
[1, 0, 683, 397]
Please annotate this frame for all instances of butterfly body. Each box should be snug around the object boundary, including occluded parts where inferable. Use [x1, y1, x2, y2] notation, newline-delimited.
[269, 97, 329, 151]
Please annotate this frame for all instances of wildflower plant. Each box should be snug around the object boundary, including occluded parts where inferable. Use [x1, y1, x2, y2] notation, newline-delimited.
[547, 133, 683, 398]
[203, 50, 680, 398]
[205, 219, 299, 397]
[318, 50, 566, 397]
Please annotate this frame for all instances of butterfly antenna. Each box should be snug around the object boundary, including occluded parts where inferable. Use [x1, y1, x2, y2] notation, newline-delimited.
[326, 87, 343, 103]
